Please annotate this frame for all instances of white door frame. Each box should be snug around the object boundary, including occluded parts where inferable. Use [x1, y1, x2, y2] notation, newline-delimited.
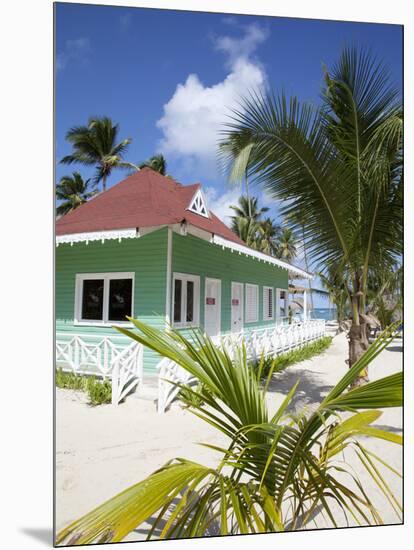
[231, 281, 244, 333]
[204, 277, 221, 337]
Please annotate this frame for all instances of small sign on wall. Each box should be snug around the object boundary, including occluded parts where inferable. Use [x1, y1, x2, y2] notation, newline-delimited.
[206, 297, 215, 305]
[232, 299, 239, 306]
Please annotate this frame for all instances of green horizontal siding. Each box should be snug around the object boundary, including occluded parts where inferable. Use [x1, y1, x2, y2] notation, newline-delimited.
[172, 233, 289, 335]
[56, 228, 168, 373]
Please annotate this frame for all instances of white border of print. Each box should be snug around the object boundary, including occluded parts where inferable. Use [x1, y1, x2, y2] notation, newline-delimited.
[1, 1, 411, 549]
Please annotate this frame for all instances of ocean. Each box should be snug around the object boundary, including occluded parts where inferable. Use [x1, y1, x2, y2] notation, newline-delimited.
[309, 308, 337, 322]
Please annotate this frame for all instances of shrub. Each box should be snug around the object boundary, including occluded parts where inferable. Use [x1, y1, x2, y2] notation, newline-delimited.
[55, 368, 111, 405]
[55, 368, 88, 391]
[86, 378, 112, 406]
[252, 336, 333, 379]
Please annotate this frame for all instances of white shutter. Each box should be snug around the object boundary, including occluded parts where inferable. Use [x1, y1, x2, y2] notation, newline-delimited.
[245, 284, 258, 323]
[263, 287, 274, 321]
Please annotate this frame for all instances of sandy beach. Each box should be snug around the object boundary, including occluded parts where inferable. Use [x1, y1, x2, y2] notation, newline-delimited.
[55, 332, 403, 540]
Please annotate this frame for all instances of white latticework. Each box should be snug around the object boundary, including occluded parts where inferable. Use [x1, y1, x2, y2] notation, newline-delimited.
[157, 320, 326, 413]
[56, 334, 143, 405]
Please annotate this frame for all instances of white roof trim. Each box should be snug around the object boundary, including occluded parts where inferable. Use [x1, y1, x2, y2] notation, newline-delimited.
[187, 188, 209, 218]
[56, 228, 138, 245]
[212, 235, 313, 279]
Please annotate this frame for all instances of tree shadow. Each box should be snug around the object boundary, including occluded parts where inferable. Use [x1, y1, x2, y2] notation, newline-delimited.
[267, 368, 333, 412]
[132, 499, 220, 540]
[20, 527, 53, 546]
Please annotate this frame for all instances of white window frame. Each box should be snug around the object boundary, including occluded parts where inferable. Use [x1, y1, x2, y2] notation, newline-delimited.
[172, 272, 200, 328]
[75, 272, 135, 327]
[263, 286, 274, 321]
[245, 283, 259, 324]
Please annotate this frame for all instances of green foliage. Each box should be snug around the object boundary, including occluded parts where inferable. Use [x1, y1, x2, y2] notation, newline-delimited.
[56, 171, 97, 216]
[55, 369, 111, 406]
[221, 46, 402, 369]
[86, 378, 112, 406]
[139, 154, 168, 175]
[252, 336, 333, 379]
[179, 382, 212, 409]
[60, 117, 137, 191]
[57, 321, 402, 545]
[55, 368, 88, 391]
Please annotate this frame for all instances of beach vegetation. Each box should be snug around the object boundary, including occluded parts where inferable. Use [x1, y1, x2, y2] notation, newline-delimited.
[55, 369, 112, 406]
[56, 320, 402, 544]
[220, 46, 402, 381]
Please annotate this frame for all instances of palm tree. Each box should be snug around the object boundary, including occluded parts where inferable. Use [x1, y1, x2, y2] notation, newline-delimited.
[139, 154, 167, 175]
[231, 216, 260, 248]
[230, 195, 269, 249]
[257, 218, 281, 255]
[56, 172, 97, 217]
[221, 47, 402, 379]
[56, 320, 402, 544]
[276, 227, 298, 262]
[60, 117, 137, 192]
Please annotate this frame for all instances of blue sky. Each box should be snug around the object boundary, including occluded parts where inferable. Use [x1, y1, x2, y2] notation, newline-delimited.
[55, 3, 402, 307]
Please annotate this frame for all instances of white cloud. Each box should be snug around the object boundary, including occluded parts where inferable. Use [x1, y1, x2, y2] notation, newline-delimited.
[156, 23, 268, 177]
[205, 185, 277, 227]
[205, 186, 241, 226]
[57, 37, 91, 71]
[213, 22, 269, 69]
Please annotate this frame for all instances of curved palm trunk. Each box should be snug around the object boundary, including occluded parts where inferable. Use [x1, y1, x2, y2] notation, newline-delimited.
[102, 174, 107, 192]
[348, 275, 369, 385]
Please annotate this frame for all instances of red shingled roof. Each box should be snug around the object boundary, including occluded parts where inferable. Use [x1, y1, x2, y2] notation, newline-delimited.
[56, 168, 244, 245]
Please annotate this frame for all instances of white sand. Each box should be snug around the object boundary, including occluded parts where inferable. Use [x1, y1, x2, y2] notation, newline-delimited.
[55, 333, 403, 539]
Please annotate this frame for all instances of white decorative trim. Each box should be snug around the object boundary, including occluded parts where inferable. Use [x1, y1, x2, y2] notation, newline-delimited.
[212, 235, 312, 279]
[56, 228, 138, 245]
[187, 188, 209, 218]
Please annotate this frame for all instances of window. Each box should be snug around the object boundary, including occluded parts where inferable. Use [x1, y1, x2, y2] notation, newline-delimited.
[276, 288, 288, 323]
[263, 286, 274, 321]
[245, 284, 259, 323]
[75, 273, 134, 325]
[172, 273, 200, 328]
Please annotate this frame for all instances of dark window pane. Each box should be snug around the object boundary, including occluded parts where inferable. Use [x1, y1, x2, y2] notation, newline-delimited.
[81, 279, 104, 320]
[108, 278, 133, 321]
[186, 281, 194, 322]
[174, 279, 182, 323]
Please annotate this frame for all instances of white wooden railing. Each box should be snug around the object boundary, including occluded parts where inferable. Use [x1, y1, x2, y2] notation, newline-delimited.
[56, 333, 143, 405]
[157, 320, 326, 414]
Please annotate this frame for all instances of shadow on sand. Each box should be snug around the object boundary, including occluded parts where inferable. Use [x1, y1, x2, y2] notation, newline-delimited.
[267, 368, 333, 412]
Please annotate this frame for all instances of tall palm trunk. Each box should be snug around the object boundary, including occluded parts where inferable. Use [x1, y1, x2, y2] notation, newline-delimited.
[102, 173, 107, 192]
[245, 170, 251, 218]
[349, 273, 369, 384]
